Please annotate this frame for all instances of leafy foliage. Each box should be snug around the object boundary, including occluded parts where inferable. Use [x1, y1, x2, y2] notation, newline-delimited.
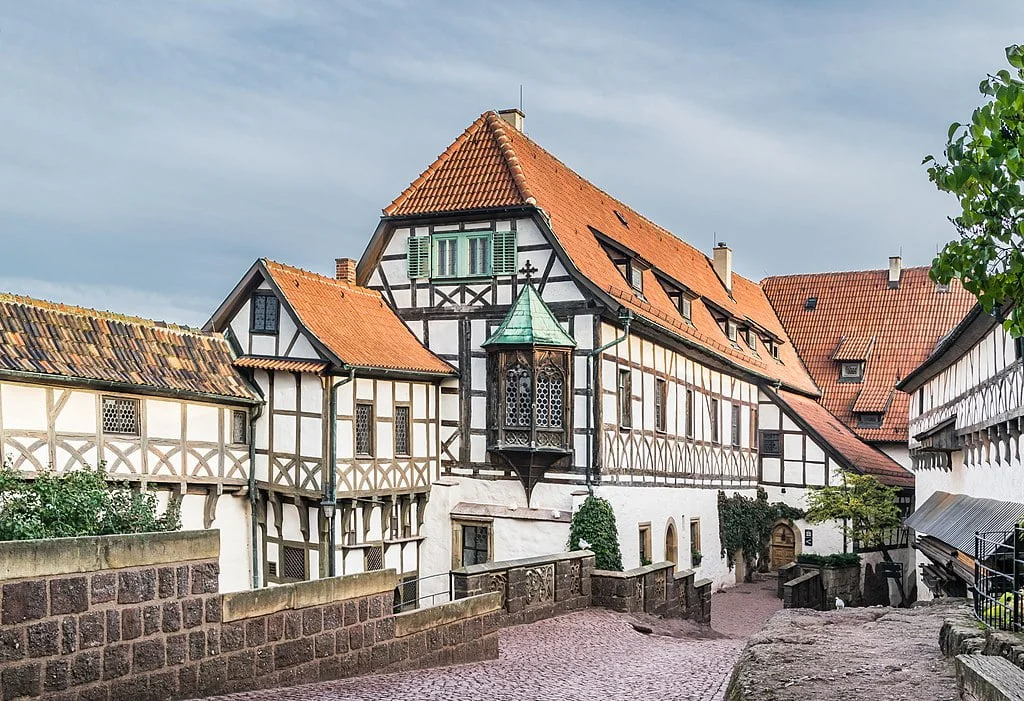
[0, 461, 181, 541]
[568, 495, 623, 571]
[718, 488, 805, 577]
[804, 473, 901, 548]
[797, 552, 861, 568]
[924, 45, 1024, 336]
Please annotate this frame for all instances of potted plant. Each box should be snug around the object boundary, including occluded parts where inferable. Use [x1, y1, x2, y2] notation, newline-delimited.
[691, 550, 702, 566]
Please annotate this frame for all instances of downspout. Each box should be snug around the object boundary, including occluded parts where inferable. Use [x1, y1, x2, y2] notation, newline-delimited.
[325, 368, 356, 577]
[248, 402, 264, 589]
[585, 309, 633, 496]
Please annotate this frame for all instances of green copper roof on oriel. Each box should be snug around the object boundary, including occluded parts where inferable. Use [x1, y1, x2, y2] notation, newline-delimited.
[483, 284, 576, 347]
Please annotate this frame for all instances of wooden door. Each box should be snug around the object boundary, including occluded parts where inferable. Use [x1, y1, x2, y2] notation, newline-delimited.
[770, 523, 796, 570]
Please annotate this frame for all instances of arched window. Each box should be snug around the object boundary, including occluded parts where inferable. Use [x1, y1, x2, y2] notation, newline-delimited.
[536, 367, 564, 428]
[505, 364, 532, 427]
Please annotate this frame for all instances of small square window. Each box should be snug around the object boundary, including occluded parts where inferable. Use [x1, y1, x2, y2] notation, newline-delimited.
[760, 430, 781, 457]
[251, 292, 280, 334]
[839, 362, 864, 383]
[459, 523, 490, 567]
[282, 546, 305, 581]
[231, 410, 248, 445]
[804, 297, 818, 311]
[102, 396, 140, 436]
[364, 545, 384, 572]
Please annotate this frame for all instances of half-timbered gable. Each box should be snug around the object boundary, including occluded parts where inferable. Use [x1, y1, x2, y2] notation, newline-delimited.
[207, 259, 453, 600]
[357, 109, 913, 588]
[0, 293, 261, 591]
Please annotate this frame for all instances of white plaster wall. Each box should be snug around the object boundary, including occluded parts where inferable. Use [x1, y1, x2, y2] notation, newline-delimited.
[177, 493, 252, 593]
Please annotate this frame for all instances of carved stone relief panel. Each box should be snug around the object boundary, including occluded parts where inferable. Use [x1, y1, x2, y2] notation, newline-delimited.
[524, 564, 555, 607]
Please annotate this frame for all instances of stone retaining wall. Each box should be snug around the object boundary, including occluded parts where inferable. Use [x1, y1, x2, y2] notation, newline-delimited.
[0, 530, 501, 700]
[780, 563, 860, 610]
[782, 571, 822, 610]
[451, 551, 593, 627]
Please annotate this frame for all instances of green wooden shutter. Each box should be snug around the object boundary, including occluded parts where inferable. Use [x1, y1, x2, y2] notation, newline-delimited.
[407, 236, 431, 279]
[491, 230, 517, 276]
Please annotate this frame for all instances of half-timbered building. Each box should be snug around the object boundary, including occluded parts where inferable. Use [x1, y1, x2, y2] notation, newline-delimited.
[898, 303, 1024, 598]
[206, 258, 453, 605]
[0, 293, 261, 592]
[357, 109, 910, 591]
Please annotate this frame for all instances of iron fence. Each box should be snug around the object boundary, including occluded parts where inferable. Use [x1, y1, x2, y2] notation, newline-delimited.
[392, 571, 453, 614]
[974, 527, 1024, 631]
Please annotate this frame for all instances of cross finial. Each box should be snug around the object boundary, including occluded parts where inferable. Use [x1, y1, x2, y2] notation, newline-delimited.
[519, 260, 538, 280]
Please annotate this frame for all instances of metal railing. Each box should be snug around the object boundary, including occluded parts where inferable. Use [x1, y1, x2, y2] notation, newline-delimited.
[974, 527, 1024, 631]
[393, 571, 453, 614]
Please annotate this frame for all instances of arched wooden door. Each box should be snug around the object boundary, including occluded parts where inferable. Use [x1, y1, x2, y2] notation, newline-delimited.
[770, 523, 796, 570]
[665, 522, 678, 568]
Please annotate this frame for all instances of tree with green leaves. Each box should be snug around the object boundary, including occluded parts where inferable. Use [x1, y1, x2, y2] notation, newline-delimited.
[0, 461, 181, 541]
[924, 44, 1024, 337]
[567, 495, 623, 571]
[805, 473, 908, 606]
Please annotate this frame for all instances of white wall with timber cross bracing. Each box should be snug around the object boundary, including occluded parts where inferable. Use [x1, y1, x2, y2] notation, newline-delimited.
[0, 378, 254, 591]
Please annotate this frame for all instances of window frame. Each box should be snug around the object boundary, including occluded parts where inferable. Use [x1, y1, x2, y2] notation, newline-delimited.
[759, 430, 782, 457]
[250, 291, 280, 335]
[839, 361, 864, 383]
[680, 295, 693, 323]
[230, 409, 249, 446]
[730, 404, 741, 447]
[689, 518, 702, 561]
[354, 402, 375, 457]
[685, 389, 694, 439]
[857, 412, 884, 428]
[394, 404, 411, 457]
[617, 368, 633, 429]
[726, 321, 738, 343]
[453, 519, 492, 568]
[101, 395, 141, 437]
[709, 397, 720, 444]
[654, 378, 668, 433]
[638, 523, 652, 566]
[431, 231, 493, 280]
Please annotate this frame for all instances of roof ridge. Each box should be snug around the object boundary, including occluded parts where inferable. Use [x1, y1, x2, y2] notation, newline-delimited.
[483, 112, 537, 206]
[761, 265, 935, 283]
[0, 292, 213, 339]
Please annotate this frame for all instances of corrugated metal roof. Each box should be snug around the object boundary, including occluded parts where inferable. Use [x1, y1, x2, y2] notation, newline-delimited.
[905, 491, 1024, 554]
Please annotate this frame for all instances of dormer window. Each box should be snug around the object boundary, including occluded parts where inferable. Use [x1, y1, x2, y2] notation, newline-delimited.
[839, 361, 864, 383]
[629, 265, 643, 292]
[746, 328, 758, 349]
[680, 295, 692, 322]
[251, 292, 280, 334]
[726, 321, 738, 343]
[767, 340, 779, 359]
[857, 412, 883, 428]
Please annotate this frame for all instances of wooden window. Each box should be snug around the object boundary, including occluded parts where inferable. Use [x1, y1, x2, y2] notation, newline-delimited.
[617, 368, 632, 428]
[282, 546, 305, 581]
[505, 364, 532, 427]
[535, 367, 564, 428]
[760, 430, 781, 457]
[709, 398, 720, 444]
[458, 523, 491, 567]
[638, 524, 652, 566]
[680, 295, 692, 322]
[102, 396, 140, 436]
[251, 292, 279, 334]
[746, 328, 758, 349]
[726, 321, 738, 343]
[394, 405, 411, 456]
[355, 403, 374, 456]
[231, 410, 248, 446]
[431, 232, 501, 279]
[407, 235, 431, 278]
[685, 389, 694, 438]
[434, 236, 460, 278]
[731, 405, 741, 447]
[654, 379, 667, 433]
[629, 265, 643, 292]
[750, 406, 758, 449]
[839, 362, 864, 383]
[689, 519, 702, 561]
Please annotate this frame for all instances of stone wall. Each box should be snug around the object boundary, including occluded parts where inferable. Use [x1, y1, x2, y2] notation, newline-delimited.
[0, 530, 501, 700]
[591, 562, 685, 617]
[451, 551, 593, 626]
[780, 563, 860, 610]
[782, 571, 822, 610]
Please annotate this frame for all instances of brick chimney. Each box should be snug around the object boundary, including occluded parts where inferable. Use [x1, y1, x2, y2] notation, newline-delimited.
[335, 258, 357, 285]
[713, 242, 732, 293]
[888, 255, 902, 289]
[498, 108, 525, 132]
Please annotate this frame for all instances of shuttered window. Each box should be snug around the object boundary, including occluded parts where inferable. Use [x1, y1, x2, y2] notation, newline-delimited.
[407, 236, 431, 278]
[491, 230, 517, 275]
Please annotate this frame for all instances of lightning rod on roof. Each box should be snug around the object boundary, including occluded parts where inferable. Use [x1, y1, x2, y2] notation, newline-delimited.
[519, 85, 524, 113]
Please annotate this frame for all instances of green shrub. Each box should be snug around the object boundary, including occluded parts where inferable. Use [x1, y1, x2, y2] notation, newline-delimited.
[567, 495, 623, 571]
[796, 552, 861, 568]
[0, 461, 181, 541]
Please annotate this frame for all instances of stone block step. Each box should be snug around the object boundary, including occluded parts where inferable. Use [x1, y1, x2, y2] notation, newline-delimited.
[956, 653, 1024, 701]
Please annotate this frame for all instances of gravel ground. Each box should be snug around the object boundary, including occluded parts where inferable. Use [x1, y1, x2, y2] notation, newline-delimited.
[724, 600, 962, 701]
[208, 579, 782, 701]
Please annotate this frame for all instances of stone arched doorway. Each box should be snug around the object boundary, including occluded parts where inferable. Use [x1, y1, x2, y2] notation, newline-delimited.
[770, 522, 797, 570]
[665, 521, 678, 569]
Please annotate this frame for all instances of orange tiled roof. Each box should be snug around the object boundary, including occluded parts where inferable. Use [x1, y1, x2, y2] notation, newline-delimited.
[262, 260, 454, 376]
[234, 356, 329, 374]
[0, 293, 259, 402]
[832, 336, 875, 362]
[774, 389, 913, 488]
[382, 112, 818, 395]
[762, 268, 974, 443]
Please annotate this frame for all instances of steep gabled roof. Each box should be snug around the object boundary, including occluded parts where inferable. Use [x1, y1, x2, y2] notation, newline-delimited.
[763, 267, 975, 443]
[261, 260, 454, 376]
[772, 389, 913, 488]
[0, 293, 259, 403]
[376, 111, 818, 395]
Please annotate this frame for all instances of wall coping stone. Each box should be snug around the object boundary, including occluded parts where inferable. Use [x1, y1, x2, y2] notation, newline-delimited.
[694, 578, 714, 588]
[452, 550, 594, 576]
[783, 571, 820, 587]
[593, 561, 674, 579]
[394, 592, 502, 638]
[0, 529, 220, 581]
[222, 569, 397, 622]
[673, 568, 696, 581]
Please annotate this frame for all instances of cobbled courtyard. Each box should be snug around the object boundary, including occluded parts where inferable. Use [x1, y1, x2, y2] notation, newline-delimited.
[208, 579, 782, 701]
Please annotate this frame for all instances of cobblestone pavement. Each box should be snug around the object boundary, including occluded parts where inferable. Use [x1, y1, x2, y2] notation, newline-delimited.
[210, 579, 782, 701]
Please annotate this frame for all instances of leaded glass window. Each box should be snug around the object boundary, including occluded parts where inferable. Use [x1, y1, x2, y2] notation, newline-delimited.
[355, 403, 373, 456]
[282, 546, 305, 580]
[505, 365, 532, 427]
[102, 396, 139, 436]
[394, 405, 411, 456]
[231, 410, 248, 445]
[251, 292, 279, 333]
[461, 524, 490, 566]
[536, 368, 564, 428]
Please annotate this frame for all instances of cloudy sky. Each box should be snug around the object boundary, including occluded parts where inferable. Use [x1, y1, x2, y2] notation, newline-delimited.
[2, 1, 1022, 325]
